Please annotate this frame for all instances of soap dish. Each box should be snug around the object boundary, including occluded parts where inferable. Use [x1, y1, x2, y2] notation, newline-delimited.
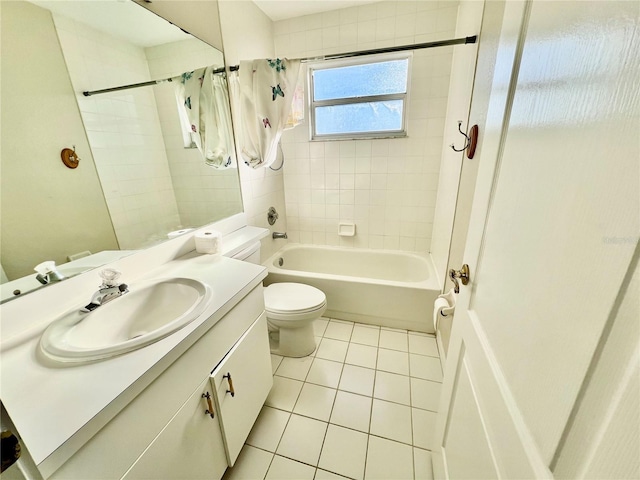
[338, 223, 356, 237]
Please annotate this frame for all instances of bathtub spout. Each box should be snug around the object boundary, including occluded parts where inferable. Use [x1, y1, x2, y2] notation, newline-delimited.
[272, 232, 288, 239]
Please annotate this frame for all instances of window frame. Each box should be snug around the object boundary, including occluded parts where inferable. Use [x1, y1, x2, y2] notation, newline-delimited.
[307, 52, 412, 141]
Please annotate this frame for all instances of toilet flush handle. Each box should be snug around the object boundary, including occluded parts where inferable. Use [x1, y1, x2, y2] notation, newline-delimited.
[223, 372, 235, 397]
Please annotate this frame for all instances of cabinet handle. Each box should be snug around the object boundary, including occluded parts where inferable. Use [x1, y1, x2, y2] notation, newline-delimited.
[223, 373, 235, 397]
[202, 392, 215, 419]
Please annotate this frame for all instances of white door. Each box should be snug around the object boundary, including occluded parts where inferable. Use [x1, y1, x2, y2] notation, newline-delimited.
[432, 1, 639, 478]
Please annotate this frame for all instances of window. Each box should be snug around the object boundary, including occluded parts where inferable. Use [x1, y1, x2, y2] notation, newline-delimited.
[308, 53, 411, 140]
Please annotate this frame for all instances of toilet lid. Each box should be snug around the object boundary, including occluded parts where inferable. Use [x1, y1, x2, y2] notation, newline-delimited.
[264, 283, 326, 314]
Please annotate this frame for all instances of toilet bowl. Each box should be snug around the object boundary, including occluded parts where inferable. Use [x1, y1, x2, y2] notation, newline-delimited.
[231, 242, 327, 357]
[263, 282, 326, 357]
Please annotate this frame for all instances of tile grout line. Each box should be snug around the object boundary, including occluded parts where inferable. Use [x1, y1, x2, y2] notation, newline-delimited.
[264, 404, 435, 449]
[362, 327, 380, 480]
[269, 367, 308, 468]
[252, 318, 440, 480]
[317, 318, 357, 480]
[410, 391, 416, 480]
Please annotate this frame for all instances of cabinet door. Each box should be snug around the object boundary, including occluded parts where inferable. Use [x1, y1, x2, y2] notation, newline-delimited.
[211, 313, 273, 466]
[122, 378, 227, 480]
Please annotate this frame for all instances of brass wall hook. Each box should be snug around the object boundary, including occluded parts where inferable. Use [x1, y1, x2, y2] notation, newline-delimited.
[61, 145, 81, 169]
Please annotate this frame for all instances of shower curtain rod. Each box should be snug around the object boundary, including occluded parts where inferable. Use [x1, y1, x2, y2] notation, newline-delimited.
[82, 35, 477, 97]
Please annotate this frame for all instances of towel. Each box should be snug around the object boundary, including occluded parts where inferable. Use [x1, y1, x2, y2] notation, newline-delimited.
[236, 58, 302, 168]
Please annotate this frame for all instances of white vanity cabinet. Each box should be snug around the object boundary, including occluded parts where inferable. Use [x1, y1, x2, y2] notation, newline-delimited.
[121, 377, 227, 480]
[48, 284, 272, 480]
[211, 313, 272, 466]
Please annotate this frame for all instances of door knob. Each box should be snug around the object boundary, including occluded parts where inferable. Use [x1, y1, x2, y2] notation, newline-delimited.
[449, 264, 470, 294]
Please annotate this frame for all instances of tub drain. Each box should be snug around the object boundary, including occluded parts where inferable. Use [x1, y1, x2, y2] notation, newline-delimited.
[278, 257, 284, 267]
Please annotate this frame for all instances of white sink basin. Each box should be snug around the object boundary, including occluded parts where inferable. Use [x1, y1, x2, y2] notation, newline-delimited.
[40, 278, 212, 363]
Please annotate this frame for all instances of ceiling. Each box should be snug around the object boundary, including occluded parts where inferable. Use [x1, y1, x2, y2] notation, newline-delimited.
[253, 0, 379, 22]
[30, 0, 190, 47]
[32, 0, 379, 45]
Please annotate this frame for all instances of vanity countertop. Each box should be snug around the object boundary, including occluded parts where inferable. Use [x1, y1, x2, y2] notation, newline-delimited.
[0, 250, 267, 475]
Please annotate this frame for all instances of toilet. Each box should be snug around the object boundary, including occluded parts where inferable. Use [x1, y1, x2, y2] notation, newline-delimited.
[232, 242, 326, 357]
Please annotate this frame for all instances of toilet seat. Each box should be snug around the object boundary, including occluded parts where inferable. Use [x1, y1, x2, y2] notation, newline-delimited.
[264, 283, 326, 316]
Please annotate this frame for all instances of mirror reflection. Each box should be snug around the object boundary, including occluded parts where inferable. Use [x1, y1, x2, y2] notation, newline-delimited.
[0, 0, 242, 302]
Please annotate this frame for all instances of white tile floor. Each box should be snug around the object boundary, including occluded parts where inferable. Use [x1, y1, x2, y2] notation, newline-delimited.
[223, 318, 442, 480]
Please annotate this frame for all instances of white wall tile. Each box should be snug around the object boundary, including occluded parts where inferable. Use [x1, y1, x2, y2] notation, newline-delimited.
[219, 1, 287, 261]
[274, 1, 458, 251]
[55, 16, 181, 250]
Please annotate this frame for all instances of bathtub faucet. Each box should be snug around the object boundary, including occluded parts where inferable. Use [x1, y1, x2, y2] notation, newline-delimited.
[272, 232, 288, 239]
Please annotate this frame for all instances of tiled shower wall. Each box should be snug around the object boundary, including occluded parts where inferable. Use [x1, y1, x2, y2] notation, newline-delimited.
[219, 1, 288, 261]
[275, 1, 458, 251]
[146, 39, 243, 229]
[53, 15, 181, 250]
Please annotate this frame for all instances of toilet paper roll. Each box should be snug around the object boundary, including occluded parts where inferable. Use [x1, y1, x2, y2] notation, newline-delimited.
[433, 288, 456, 331]
[195, 230, 222, 254]
[167, 228, 194, 239]
[433, 297, 451, 331]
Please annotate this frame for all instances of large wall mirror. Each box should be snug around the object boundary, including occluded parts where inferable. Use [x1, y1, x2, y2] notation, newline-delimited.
[0, 0, 242, 302]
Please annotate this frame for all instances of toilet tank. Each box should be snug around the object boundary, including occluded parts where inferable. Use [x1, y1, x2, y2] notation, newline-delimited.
[231, 241, 261, 264]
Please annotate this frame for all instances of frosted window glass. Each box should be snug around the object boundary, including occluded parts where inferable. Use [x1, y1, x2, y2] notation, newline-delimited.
[313, 59, 409, 101]
[315, 100, 404, 135]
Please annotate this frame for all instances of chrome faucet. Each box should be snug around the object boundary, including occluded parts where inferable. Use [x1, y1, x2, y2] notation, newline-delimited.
[272, 232, 288, 239]
[34, 261, 66, 285]
[82, 268, 128, 312]
[36, 270, 65, 285]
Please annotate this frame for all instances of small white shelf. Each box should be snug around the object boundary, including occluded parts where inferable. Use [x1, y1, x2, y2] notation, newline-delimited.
[338, 223, 356, 237]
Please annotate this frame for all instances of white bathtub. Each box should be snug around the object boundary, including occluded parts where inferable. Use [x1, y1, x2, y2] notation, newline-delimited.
[263, 244, 440, 333]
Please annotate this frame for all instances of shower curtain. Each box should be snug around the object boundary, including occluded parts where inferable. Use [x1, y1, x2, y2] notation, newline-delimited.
[175, 66, 237, 168]
[232, 58, 302, 169]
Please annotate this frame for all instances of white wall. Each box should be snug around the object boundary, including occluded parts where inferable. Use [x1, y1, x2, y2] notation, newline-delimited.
[146, 39, 243, 228]
[218, 0, 287, 261]
[53, 14, 182, 249]
[430, 0, 483, 289]
[275, 0, 458, 251]
[0, 1, 118, 279]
